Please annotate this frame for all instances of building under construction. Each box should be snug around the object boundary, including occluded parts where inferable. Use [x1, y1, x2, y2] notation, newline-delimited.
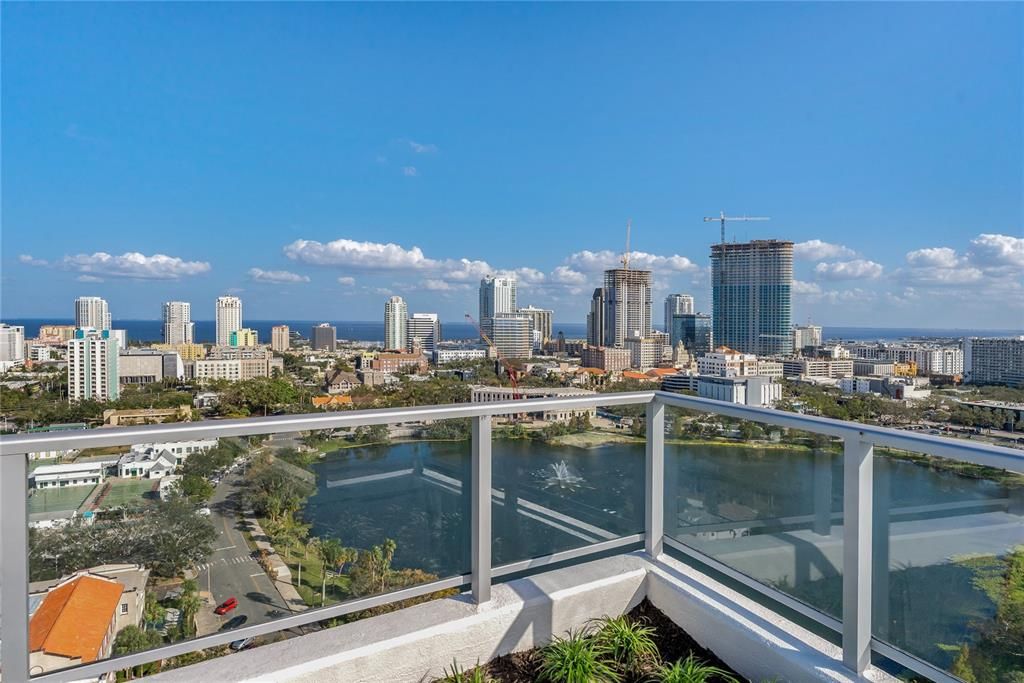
[711, 239, 794, 357]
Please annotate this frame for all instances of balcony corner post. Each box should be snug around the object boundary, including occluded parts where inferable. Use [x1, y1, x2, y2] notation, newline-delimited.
[645, 400, 665, 558]
[471, 415, 492, 604]
[0, 453, 30, 683]
[842, 437, 873, 674]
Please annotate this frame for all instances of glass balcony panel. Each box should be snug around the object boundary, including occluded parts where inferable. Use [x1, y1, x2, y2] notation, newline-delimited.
[664, 418, 845, 619]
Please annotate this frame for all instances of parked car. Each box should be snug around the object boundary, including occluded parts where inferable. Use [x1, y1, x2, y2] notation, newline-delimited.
[197, 507, 212, 516]
[214, 597, 238, 615]
[221, 614, 248, 630]
[230, 637, 255, 651]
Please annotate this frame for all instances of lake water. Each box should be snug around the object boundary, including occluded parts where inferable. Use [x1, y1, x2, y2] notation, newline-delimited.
[302, 438, 1022, 672]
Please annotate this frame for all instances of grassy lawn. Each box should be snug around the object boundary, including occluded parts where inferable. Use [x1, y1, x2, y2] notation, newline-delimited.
[98, 479, 158, 508]
[28, 484, 96, 514]
[256, 518, 352, 607]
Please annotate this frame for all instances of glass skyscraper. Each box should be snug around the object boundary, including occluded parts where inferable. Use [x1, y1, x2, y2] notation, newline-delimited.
[670, 313, 713, 354]
[711, 240, 793, 356]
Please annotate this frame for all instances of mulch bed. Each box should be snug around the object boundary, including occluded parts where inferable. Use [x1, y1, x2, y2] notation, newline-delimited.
[469, 598, 740, 682]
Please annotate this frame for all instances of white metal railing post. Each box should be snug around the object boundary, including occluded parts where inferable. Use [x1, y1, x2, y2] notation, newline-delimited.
[471, 415, 492, 603]
[842, 437, 873, 674]
[645, 400, 665, 557]
[1, 453, 30, 683]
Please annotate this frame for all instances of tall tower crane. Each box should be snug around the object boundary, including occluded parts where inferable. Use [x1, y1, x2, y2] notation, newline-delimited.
[703, 211, 770, 244]
[464, 313, 522, 400]
[620, 219, 632, 270]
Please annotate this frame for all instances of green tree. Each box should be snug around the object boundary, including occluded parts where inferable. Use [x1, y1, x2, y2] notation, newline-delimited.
[178, 579, 201, 638]
[316, 537, 350, 605]
[113, 625, 164, 679]
[350, 538, 398, 597]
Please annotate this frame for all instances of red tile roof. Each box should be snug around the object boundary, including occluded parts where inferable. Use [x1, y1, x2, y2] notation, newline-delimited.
[30, 575, 123, 663]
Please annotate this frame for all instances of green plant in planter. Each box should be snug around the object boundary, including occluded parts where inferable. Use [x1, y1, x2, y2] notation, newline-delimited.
[437, 658, 492, 683]
[539, 627, 620, 683]
[593, 615, 659, 676]
[655, 654, 739, 683]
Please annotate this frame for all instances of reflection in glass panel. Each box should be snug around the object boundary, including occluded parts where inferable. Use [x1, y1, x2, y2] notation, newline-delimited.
[664, 420, 845, 619]
[871, 450, 1024, 678]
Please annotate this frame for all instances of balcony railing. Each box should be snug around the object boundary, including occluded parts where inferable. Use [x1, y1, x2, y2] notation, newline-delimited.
[1, 390, 1021, 683]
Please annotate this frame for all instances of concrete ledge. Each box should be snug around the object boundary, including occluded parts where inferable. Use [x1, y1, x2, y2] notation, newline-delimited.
[146, 552, 897, 683]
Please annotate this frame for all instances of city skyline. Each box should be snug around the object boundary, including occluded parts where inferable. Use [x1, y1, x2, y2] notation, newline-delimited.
[3, 2, 1021, 327]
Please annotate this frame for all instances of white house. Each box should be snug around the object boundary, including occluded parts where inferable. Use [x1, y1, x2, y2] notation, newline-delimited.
[30, 461, 107, 489]
[130, 439, 218, 467]
[117, 449, 178, 479]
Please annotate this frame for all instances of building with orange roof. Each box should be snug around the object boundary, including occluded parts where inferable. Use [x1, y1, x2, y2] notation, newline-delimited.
[312, 394, 354, 409]
[621, 370, 657, 382]
[30, 574, 125, 673]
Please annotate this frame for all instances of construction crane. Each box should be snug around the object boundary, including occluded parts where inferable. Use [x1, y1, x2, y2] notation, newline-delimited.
[703, 211, 770, 244]
[620, 219, 632, 270]
[464, 312, 522, 399]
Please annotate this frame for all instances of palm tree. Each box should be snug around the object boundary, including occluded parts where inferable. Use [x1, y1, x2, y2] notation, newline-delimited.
[179, 589, 202, 638]
[317, 538, 347, 606]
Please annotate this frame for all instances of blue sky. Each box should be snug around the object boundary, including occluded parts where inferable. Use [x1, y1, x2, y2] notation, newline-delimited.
[3, 2, 1022, 327]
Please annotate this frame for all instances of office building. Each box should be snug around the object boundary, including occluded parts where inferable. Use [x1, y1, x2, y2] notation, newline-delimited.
[38, 325, 76, 345]
[664, 294, 694, 331]
[624, 337, 662, 370]
[68, 329, 120, 402]
[407, 313, 441, 353]
[586, 288, 606, 347]
[271, 325, 290, 353]
[74, 296, 111, 330]
[697, 348, 759, 378]
[580, 345, 632, 373]
[517, 306, 553, 343]
[384, 296, 408, 351]
[711, 240, 793, 356]
[669, 313, 712, 355]
[0, 323, 26, 371]
[489, 315, 532, 359]
[603, 268, 653, 347]
[228, 328, 259, 347]
[161, 301, 194, 345]
[152, 343, 206, 361]
[698, 375, 781, 408]
[215, 296, 242, 347]
[118, 349, 184, 385]
[433, 347, 488, 365]
[479, 276, 517, 338]
[916, 347, 964, 376]
[964, 337, 1024, 386]
[793, 325, 823, 352]
[781, 357, 854, 379]
[193, 349, 283, 382]
[312, 323, 337, 352]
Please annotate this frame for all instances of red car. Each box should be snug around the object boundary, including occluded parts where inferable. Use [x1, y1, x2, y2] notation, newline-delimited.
[214, 597, 238, 615]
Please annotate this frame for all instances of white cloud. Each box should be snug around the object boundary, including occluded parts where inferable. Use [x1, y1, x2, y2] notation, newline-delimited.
[969, 233, 1024, 268]
[814, 259, 884, 280]
[565, 249, 698, 273]
[422, 279, 469, 291]
[402, 166, 418, 177]
[906, 246, 959, 268]
[50, 252, 211, 279]
[248, 268, 310, 284]
[408, 141, 438, 154]
[18, 254, 48, 266]
[285, 239, 435, 270]
[792, 280, 822, 296]
[551, 265, 588, 285]
[77, 275, 104, 283]
[337, 276, 356, 286]
[794, 240, 855, 261]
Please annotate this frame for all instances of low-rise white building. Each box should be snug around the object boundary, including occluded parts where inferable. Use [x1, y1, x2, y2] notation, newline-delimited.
[697, 376, 781, 408]
[117, 438, 218, 477]
[697, 348, 758, 377]
[470, 386, 597, 422]
[433, 348, 489, 365]
[30, 461, 107, 489]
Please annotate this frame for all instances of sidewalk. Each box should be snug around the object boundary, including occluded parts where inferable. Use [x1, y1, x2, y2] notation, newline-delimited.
[244, 513, 309, 612]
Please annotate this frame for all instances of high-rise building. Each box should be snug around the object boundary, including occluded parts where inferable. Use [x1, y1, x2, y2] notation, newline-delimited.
[711, 240, 793, 356]
[517, 306, 553, 343]
[603, 269, 653, 347]
[792, 324, 823, 352]
[162, 301, 194, 345]
[0, 324, 26, 371]
[229, 328, 259, 347]
[74, 296, 111, 330]
[271, 325, 290, 353]
[384, 296, 408, 351]
[586, 288, 606, 347]
[489, 315, 532, 360]
[670, 313, 713, 355]
[664, 294, 694, 331]
[407, 313, 441, 353]
[215, 296, 242, 347]
[68, 328, 120, 402]
[964, 337, 1024, 386]
[311, 323, 337, 351]
[479, 276, 517, 337]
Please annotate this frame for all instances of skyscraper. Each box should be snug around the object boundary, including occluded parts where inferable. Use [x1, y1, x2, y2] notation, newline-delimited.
[490, 315, 532, 360]
[271, 325, 290, 352]
[670, 313, 713, 355]
[711, 240, 793, 356]
[586, 288, 606, 347]
[517, 305, 553, 343]
[664, 294, 694, 331]
[162, 301, 194, 345]
[479, 276, 517, 337]
[603, 269, 653, 347]
[68, 328, 120, 402]
[407, 313, 441, 353]
[384, 296, 408, 351]
[793, 324, 823, 352]
[74, 296, 111, 330]
[0, 324, 25, 372]
[311, 323, 337, 351]
[215, 296, 243, 347]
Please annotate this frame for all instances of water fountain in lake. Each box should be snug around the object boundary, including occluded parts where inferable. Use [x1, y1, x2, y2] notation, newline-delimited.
[538, 460, 586, 491]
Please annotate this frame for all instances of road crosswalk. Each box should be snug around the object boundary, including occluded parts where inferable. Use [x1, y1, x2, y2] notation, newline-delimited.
[195, 551, 261, 572]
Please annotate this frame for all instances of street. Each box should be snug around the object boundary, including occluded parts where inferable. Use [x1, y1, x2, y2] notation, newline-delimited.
[193, 470, 293, 636]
